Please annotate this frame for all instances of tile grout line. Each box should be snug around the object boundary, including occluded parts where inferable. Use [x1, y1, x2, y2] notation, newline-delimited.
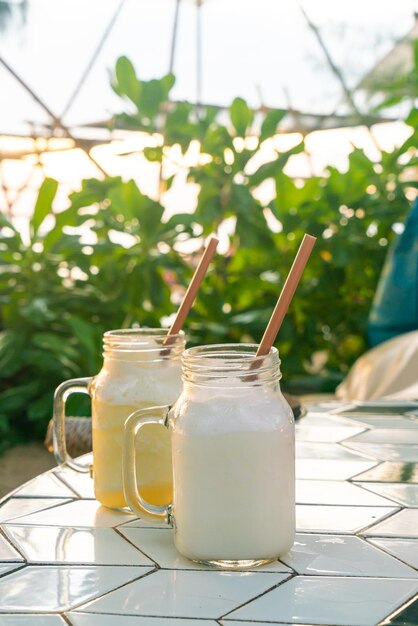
[71, 609, 219, 621]
[51, 470, 90, 499]
[334, 426, 370, 445]
[295, 501, 402, 508]
[355, 505, 405, 537]
[61, 613, 74, 625]
[114, 526, 161, 569]
[67, 565, 158, 613]
[348, 459, 385, 482]
[0, 524, 27, 561]
[49, 471, 84, 499]
[0, 496, 77, 525]
[221, 577, 418, 626]
[378, 591, 418, 625]
[363, 537, 418, 573]
[219, 572, 295, 621]
[350, 481, 406, 507]
[336, 442, 382, 462]
[0, 562, 26, 579]
[0, 468, 57, 506]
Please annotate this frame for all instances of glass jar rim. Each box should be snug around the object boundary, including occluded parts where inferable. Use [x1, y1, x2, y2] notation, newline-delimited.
[103, 328, 185, 359]
[184, 343, 278, 361]
[104, 328, 185, 339]
[182, 343, 281, 385]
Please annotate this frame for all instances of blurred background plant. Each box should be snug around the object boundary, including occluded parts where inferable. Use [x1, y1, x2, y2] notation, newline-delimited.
[0, 0, 27, 33]
[0, 30, 417, 452]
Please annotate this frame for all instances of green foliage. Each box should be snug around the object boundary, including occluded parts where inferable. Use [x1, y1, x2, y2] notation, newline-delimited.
[0, 51, 417, 450]
[0, 176, 193, 451]
[230, 97, 254, 137]
[0, 0, 27, 33]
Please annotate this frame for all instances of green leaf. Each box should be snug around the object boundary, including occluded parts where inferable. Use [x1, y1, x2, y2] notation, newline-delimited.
[143, 146, 163, 162]
[160, 72, 175, 98]
[32, 332, 78, 358]
[30, 177, 58, 239]
[27, 392, 53, 423]
[0, 384, 40, 413]
[69, 177, 123, 211]
[42, 204, 80, 251]
[164, 213, 195, 229]
[198, 105, 219, 137]
[406, 108, 418, 129]
[249, 141, 304, 187]
[260, 109, 287, 143]
[65, 315, 101, 374]
[0, 330, 25, 376]
[0, 212, 16, 231]
[108, 179, 146, 221]
[164, 174, 176, 191]
[162, 213, 195, 239]
[200, 125, 233, 155]
[148, 265, 167, 308]
[138, 200, 164, 239]
[140, 79, 166, 118]
[230, 97, 253, 137]
[165, 103, 195, 152]
[114, 56, 141, 105]
[20, 298, 57, 326]
[114, 112, 152, 132]
[374, 95, 403, 111]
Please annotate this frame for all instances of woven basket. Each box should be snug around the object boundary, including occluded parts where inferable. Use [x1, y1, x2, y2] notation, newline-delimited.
[45, 417, 92, 458]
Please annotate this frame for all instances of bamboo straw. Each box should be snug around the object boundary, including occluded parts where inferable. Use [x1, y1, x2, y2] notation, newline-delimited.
[256, 233, 316, 357]
[163, 235, 219, 345]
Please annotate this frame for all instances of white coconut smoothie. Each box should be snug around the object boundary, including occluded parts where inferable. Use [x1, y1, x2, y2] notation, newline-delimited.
[122, 343, 295, 567]
[168, 345, 295, 566]
[171, 381, 295, 562]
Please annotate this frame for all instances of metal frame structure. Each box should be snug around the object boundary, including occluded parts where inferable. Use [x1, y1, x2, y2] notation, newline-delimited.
[0, 1, 415, 218]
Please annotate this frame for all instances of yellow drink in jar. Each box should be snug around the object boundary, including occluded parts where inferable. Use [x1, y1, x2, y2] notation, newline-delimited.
[93, 401, 173, 509]
[53, 329, 185, 511]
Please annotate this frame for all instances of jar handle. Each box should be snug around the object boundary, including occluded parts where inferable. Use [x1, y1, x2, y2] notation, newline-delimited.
[53, 377, 92, 473]
[123, 405, 171, 524]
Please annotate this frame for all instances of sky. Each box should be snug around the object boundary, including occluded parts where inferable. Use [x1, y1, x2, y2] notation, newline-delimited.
[0, 0, 417, 134]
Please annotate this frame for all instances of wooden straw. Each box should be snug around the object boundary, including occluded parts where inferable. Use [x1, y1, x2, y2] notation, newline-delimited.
[256, 233, 317, 357]
[163, 236, 219, 345]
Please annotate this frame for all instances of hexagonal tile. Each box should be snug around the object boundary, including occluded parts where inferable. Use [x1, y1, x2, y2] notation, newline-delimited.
[363, 510, 418, 538]
[367, 538, 418, 569]
[77, 569, 290, 619]
[3, 525, 154, 566]
[297, 504, 398, 534]
[225, 576, 418, 625]
[0, 498, 72, 524]
[0, 565, 152, 612]
[12, 500, 135, 528]
[280, 534, 417, 577]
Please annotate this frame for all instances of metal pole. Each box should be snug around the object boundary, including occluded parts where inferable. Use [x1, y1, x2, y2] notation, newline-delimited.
[61, 0, 126, 119]
[196, 0, 203, 111]
[169, 0, 181, 74]
[0, 55, 109, 176]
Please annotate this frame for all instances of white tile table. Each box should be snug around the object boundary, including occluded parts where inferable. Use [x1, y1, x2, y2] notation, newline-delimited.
[1, 400, 418, 626]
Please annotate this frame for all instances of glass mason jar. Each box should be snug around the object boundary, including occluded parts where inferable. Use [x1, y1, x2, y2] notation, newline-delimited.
[53, 328, 185, 510]
[123, 343, 295, 568]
